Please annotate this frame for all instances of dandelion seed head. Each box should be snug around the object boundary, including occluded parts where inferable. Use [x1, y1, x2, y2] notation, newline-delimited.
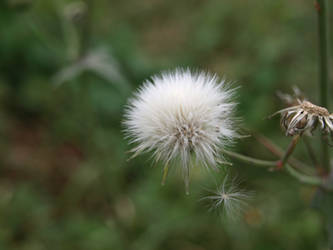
[123, 68, 238, 192]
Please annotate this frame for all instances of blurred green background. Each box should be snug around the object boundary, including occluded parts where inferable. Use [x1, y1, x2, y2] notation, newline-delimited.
[0, 0, 332, 249]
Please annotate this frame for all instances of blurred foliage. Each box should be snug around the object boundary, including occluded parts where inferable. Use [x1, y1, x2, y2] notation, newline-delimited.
[0, 0, 332, 249]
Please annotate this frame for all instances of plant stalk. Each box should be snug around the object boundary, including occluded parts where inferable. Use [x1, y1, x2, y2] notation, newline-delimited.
[221, 148, 323, 186]
[276, 135, 300, 169]
[254, 133, 316, 175]
[316, 0, 330, 172]
[221, 149, 277, 168]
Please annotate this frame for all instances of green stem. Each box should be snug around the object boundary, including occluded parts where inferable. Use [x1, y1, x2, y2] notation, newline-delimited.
[317, 0, 329, 108]
[285, 165, 322, 186]
[316, 0, 330, 172]
[221, 149, 277, 168]
[221, 149, 324, 187]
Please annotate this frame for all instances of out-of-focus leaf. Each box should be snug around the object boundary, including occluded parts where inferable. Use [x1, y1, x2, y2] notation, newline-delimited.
[53, 48, 131, 94]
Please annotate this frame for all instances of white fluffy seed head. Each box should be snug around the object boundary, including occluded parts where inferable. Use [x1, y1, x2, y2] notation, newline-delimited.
[123, 68, 238, 193]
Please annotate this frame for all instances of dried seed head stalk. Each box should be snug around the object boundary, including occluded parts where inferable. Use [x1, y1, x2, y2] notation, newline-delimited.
[272, 98, 333, 136]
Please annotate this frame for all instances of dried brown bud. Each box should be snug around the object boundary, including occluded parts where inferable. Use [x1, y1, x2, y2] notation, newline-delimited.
[272, 99, 333, 136]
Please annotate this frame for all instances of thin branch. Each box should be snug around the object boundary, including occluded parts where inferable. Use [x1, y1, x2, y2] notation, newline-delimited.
[221, 148, 323, 187]
[221, 149, 277, 168]
[316, 0, 330, 172]
[276, 135, 300, 169]
[316, 0, 329, 111]
[254, 134, 316, 175]
[161, 163, 169, 186]
[285, 165, 322, 186]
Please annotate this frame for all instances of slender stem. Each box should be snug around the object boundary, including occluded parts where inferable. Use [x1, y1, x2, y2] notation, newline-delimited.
[316, 0, 329, 108]
[161, 163, 169, 186]
[254, 134, 316, 175]
[221, 149, 277, 168]
[285, 165, 322, 186]
[316, 0, 330, 172]
[276, 135, 300, 169]
[221, 148, 323, 187]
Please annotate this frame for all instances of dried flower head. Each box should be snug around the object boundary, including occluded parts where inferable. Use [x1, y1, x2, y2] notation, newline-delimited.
[201, 175, 252, 220]
[123, 69, 237, 193]
[271, 98, 333, 136]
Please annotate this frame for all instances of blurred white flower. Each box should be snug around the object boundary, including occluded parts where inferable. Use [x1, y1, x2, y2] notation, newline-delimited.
[123, 69, 237, 193]
[201, 175, 252, 220]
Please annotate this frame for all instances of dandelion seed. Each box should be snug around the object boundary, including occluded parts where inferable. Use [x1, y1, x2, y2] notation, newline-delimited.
[123, 68, 238, 193]
[201, 175, 252, 220]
